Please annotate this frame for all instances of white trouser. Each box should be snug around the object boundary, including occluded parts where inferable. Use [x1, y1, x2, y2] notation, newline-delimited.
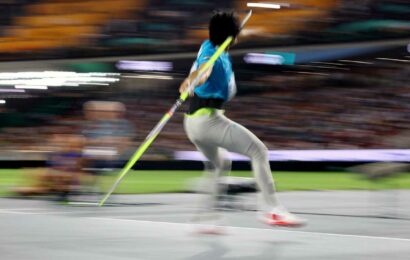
[184, 110, 279, 211]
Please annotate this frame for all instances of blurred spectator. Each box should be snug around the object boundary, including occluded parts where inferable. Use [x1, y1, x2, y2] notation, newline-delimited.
[82, 101, 134, 193]
[13, 133, 84, 201]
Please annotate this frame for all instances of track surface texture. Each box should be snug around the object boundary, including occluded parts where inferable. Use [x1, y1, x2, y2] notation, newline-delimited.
[1, 190, 410, 260]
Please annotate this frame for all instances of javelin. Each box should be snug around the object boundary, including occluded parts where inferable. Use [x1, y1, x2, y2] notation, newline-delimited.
[99, 10, 252, 206]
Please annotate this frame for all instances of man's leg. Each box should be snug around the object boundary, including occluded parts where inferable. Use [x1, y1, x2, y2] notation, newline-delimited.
[214, 116, 280, 210]
[194, 142, 226, 210]
[184, 113, 278, 210]
[184, 113, 305, 226]
[214, 115, 305, 226]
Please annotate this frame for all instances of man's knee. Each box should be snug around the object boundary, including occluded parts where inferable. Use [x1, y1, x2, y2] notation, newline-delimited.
[250, 141, 269, 160]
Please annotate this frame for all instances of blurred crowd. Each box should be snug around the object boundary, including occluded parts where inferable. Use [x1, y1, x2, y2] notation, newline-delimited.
[1, 65, 408, 162]
[228, 81, 409, 150]
[1, 0, 409, 59]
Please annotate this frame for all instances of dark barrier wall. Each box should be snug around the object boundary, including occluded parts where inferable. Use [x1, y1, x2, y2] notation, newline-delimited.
[0, 160, 375, 172]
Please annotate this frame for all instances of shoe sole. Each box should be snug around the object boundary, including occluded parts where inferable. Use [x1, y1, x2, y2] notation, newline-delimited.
[258, 216, 306, 228]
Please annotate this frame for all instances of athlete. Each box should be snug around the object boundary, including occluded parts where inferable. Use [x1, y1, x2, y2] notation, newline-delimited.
[179, 10, 306, 227]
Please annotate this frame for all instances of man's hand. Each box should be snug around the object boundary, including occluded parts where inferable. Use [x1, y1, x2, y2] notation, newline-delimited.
[179, 63, 213, 96]
[179, 78, 194, 96]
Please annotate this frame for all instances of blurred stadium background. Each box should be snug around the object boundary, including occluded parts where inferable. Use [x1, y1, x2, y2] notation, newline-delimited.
[0, 0, 409, 197]
[0, 1, 409, 259]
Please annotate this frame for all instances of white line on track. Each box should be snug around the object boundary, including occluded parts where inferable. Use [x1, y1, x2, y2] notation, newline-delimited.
[89, 217, 410, 242]
[0, 209, 46, 215]
[0, 208, 74, 215]
[100, 212, 197, 219]
[0, 207, 44, 211]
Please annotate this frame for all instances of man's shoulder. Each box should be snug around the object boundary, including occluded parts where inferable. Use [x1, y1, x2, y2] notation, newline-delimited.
[198, 40, 215, 56]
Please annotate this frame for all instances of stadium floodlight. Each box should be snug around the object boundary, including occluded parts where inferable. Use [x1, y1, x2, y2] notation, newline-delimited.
[14, 85, 48, 90]
[247, 2, 288, 9]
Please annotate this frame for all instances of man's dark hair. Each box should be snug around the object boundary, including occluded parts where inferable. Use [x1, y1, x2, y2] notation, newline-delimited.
[209, 10, 240, 46]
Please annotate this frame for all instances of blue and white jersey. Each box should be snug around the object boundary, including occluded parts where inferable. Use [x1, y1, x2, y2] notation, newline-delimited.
[191, 40, 236, 101]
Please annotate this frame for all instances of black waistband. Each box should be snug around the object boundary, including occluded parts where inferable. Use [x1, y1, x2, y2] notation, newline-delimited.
[188, 94, 225, 114]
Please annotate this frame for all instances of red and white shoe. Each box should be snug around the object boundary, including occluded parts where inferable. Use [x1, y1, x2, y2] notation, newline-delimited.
[259, 207, 306, 227]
